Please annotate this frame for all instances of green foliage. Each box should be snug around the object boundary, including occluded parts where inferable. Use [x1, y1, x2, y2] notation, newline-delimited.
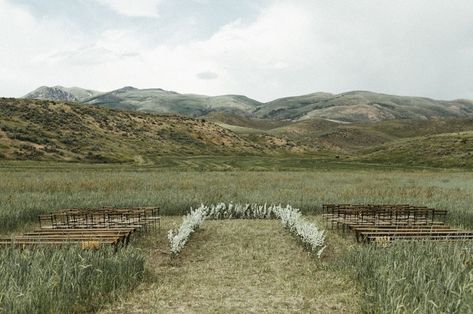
[0, 246, 145, 314]
[0, 162, 472, 312]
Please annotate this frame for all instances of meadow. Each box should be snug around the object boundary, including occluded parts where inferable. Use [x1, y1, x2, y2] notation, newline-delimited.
[0, 246, 144, 313]
[1, 160, 473, 312]
[1, 159, 472, 231]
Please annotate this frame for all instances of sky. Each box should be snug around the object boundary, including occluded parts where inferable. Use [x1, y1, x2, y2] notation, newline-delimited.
[1, 0, 473, 102]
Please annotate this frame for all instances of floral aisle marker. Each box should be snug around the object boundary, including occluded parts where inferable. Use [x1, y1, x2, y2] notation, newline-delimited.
[168, 205, 207, 256]
[168, 203, 326, 258]
[272, 205, 326, 258]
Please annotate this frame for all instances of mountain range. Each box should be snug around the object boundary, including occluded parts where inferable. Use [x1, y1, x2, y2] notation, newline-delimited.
[6, 85, 473, 168]
[24, 86, 473, 123]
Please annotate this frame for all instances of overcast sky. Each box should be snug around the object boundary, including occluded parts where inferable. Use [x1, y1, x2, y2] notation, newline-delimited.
[1, 0, 472, 102]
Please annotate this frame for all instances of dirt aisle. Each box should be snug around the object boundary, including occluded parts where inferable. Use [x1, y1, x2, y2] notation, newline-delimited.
[101, 218, 358, 313]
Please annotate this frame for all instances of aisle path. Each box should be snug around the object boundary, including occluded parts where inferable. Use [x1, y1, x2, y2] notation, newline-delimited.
[101, 218, 358, 313]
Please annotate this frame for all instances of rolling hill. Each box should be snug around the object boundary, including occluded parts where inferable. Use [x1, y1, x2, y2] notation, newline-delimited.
[357, 131, 473, 168]
[267, 118, 473, 152]
[0, 98, 307, 163]
[254, 91, 473, 122]
[203, 112, 473, 168]
[82, 86, 261, 117]
[24, 87, 473, 123]
[17, 86, 473, 168]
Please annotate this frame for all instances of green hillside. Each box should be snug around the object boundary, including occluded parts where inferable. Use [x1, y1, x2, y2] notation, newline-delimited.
[205, 112, 290, 130]
[358, 131, 473, 168]
[12, 85, 473, 168]
[205, 113, 473, 167]
[0, 98, 305, 163]
[267, 118, 473, 152]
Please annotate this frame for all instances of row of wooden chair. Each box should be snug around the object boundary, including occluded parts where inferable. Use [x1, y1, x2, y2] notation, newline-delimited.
[323, 204, 447, 229]
[323, 204, 473, 243]
[38, 207, 160, 230]
[0, 207, 160, 248]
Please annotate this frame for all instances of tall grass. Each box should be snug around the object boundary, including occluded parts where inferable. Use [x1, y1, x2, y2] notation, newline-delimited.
[340, 241, 473, 313]
[1, 164, 472, 312]
[1, 166, 473, 231]
[0, 246, 144, 314]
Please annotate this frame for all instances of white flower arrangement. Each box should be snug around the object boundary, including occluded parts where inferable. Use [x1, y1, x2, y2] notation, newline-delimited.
[272, 205, 326, 258]
[168, 205, 207, 256]
[168, 203, 326, 258]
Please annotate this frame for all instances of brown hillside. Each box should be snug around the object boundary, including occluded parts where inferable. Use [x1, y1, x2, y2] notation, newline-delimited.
[0, 98, 303, 163]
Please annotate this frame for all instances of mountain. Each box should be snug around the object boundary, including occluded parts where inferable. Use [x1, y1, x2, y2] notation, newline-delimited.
[2, 97, 473, 167]
[19, 86, 473, 167]
[24, 86, 102, 102]
[24, 87, 473, 123]
[0, 98, 305, 163]
[83, 87, 261, 117]
[254, 91, 473, 122]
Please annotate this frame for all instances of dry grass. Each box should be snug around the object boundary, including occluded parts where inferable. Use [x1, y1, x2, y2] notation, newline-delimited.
[101, 217, 359, 313]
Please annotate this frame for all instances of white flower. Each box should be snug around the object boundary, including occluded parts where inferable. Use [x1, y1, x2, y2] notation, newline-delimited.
[168, 203, 326, 258]
[168, 205, 207, 255]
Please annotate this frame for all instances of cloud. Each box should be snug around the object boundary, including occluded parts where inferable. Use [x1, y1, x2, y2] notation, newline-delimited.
[197, 71, 218, 80]
[129, 2, 325, 99]
[34, 46, 115, 66]
[159, 0, 473, 101]
[0, 0, 90, 95]
[1, 0, 473, 102]
[96, 0, 161, 17]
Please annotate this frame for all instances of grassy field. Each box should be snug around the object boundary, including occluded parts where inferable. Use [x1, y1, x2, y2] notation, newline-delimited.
[1, 160, 472, 231]
[1, 161, 473, 312]
[101, 218, 358, 313]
